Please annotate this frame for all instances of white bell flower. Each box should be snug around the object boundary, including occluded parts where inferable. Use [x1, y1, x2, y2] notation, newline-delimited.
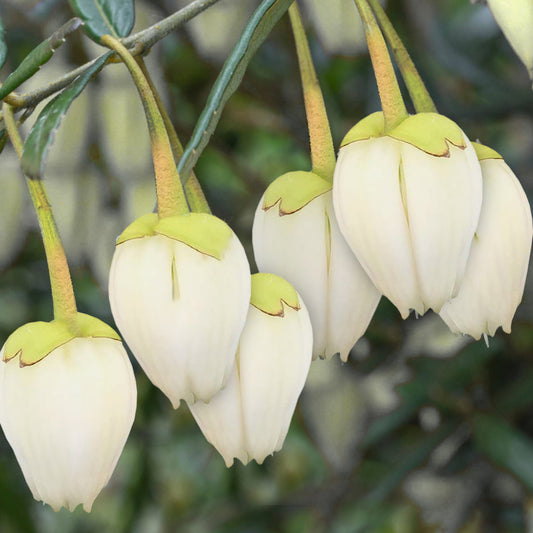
[440, 143, 533, 340]
[253, 171, 380, 361]
[333, 112, 483, 318]
[486, 0, 533, 80]
[0, 314, 136, 512]
[189, 273, 313, 466]
[109, 212, 251, 408]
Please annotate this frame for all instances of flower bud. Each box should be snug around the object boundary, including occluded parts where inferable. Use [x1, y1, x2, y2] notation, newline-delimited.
[0, 314, 136, 512]
[253, 171, 380, 361]
[189, 273, 313, 466]
[333, 112, 483, 318]
[440, 143, 533, 339]
[109, 212, 251, 407]
[487, 0, 533, 80]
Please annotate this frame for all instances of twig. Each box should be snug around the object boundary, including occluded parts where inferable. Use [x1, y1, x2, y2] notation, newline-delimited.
[3, 0, 222, 109]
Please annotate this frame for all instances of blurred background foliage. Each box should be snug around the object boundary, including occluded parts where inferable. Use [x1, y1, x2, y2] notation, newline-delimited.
[0, 0, 533, 531]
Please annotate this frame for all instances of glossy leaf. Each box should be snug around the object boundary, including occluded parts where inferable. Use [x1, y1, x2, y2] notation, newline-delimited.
[472, 414, 533, 492]
[69, 0, 135, 42]
[21, 52, 111, 178]
[0, 18, 83, 101]
[0, 13, 6, 71]
[177, 0, 293, 182]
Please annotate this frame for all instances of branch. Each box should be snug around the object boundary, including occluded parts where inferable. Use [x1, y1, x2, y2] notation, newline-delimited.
[4, 0, 222, 110]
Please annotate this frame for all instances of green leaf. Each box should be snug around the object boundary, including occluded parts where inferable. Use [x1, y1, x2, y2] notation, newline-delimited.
[69, 0, 135, 42]
[0, 18, 83, 101]
[177, 0, 293, 182]
[0, 13, 7, 71]
[472, 414, 533, 492]
[21, 52, 111, 178]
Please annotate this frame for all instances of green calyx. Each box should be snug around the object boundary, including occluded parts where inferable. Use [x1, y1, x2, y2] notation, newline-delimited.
[471, 142, 503, 161]
[262, 171, 331, 215]
[250, 273, 300, 317]
[340, 112, 385, 146]
[116, 212, 233, 260]
[341, 112, 467, 156]
[3, 313, 121, 367]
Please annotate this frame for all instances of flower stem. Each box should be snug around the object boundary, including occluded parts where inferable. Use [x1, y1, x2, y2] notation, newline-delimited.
[366, 0, 437, 114]
[353, 0, 408, 131]
[100, 34, 189, 218]
[3, 103, 78, 331]
[288, 2, 336, 182]
[136, 57, 211, 214]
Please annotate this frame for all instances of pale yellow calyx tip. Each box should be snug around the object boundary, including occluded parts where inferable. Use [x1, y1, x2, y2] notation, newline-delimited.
[3, 313, 121, 367]
[262, 171, 331, 215]
[387, 113, 467, 156]
[116, 212, 233, 260]
[341, 112, 467, 157]
[116, 213, 159, 244]
[471, 142, 503, 161]
[250, 273, 300, 316]
[340, 112, 385, 147]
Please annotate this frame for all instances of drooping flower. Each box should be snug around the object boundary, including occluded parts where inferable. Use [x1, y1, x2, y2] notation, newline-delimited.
[109, 212, 251, 408]
[189, 273, 313, 467]
[0, 314, 136, 512]
[486, 0, 533, 80]
[333, 111, 483, 318]
[253, 171, 381, 361]
[440, 143, 533, 340]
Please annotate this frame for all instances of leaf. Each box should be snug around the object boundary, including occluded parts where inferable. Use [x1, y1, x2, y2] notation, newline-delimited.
[472, 414, 533, 492]
[0, 13, 7, 71]
[69, 0, 135, 42]
[21, 52, 111, 178]
[177, 0, 293, 182]
[0, 18, 83, 101]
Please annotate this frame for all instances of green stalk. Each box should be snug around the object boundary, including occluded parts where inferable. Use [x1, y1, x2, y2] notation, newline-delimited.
[136, 57, 211, 214]
[101, 35, 189, 218]
[3, 103, 78, 332]
[366, 0, 437, 114]
[353, 0, 408, 131]
[288, 2, 336, 182]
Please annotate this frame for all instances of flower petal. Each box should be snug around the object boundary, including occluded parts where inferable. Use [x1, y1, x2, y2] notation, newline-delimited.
[440, 158, 532, 338]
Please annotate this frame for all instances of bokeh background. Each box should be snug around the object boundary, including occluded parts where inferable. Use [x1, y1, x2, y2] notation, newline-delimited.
[0, 0, 533, 531]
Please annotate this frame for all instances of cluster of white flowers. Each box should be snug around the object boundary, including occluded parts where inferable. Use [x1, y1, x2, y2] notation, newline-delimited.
[0, 110, 530, 515]
[333, 111, 532, 341]
[254, 110, 532, 352]
[108, 212, 313, 468]
[0, 0, 531, 516]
